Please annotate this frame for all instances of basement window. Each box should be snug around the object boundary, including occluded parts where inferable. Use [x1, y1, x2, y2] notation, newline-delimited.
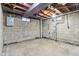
[57, 16, 62, 21]
[22, 17, 30, 22]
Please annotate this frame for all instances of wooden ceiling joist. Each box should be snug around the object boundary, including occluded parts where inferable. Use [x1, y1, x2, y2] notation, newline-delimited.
[3, 3, 78, 19]
[24, 3, 50, 18]
[41, 10, 53, 17]
[2, 5, 25, 16]
[2, 3, 28, 11]
[17, 3, 32, 8]
[38, 13, 49, 18]
[13, 5, 27, 11]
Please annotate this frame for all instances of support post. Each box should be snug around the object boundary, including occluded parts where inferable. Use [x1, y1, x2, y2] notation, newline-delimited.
[40, 19, 42, 38]
[0, 3, 3, 55]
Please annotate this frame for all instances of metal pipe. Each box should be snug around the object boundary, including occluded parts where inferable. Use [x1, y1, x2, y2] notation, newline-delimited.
[54, 16, 65, 41]
[55, 23, 57, 41]
[66, 14, 70, 29]
[55, 17, 58, 41]
[40, 19, 42, 38]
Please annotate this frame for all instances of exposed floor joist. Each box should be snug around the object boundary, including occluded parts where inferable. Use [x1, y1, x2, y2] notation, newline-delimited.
[23, 3, 51, 18]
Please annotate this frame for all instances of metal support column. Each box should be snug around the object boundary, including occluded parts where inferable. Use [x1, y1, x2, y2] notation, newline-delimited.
[40, 19, 42, 38]
[55, 17, 58, 41]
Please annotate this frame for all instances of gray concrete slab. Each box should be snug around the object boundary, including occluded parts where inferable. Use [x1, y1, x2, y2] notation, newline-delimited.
[2, 39, 79, 56]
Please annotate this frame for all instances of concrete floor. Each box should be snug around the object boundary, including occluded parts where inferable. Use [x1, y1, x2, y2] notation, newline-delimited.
[2, 38, 79, 56]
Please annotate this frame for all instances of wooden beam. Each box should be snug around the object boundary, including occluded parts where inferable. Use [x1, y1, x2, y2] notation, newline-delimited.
[13, 5, 27, 11]
[38, 13, 49, 18]
[17, 3, 32, 8]
[56, 6, 70, 13]
[24, 3, 50, 18]
[2, 5, 25, 16]
[41, 10, 53, 16]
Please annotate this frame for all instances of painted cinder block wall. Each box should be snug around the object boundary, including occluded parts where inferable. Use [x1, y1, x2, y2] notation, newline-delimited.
[3, 13, 40, 44]
[42, 12, 79, 45]
[3, 10, 79, 45]
[42, 18, 57, 39]
[57, 12, 79, 44]
[0, 4, 3, 55]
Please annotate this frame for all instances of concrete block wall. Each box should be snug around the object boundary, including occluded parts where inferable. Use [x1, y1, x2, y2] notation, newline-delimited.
[3, 12, 79, 45]
[57, 12, 79, 44]
[3, 13, 40, 44]
[42, 12, 79, 45]
[42, 18, 57, 39]
[0, 4, 3, 55]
